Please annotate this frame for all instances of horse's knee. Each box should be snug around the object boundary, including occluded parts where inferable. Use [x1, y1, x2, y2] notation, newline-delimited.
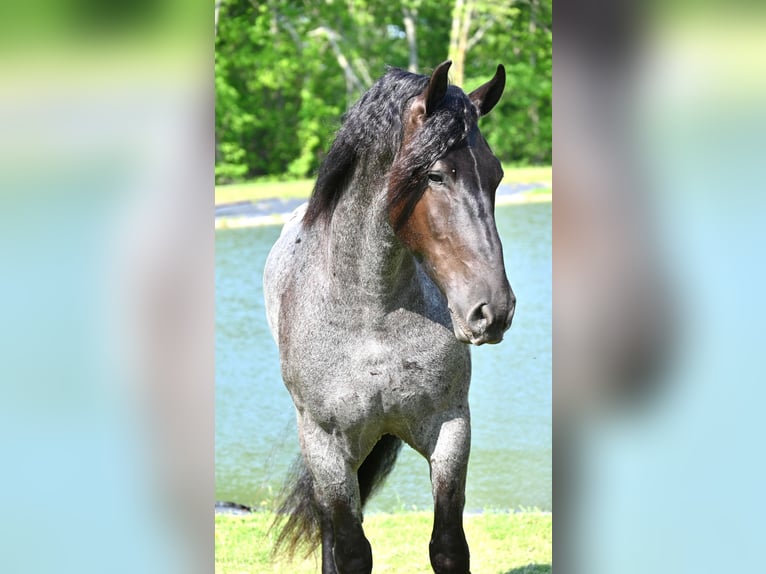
[429, 530, 470, 574]
[333, 534, 372, 574]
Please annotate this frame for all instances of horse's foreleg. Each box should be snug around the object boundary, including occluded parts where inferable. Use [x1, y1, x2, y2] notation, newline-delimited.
[300, 420, 373, 574]
[326, 494, 372, 574]
[320, 513, 338, 574]
[426, 412, 471, 574]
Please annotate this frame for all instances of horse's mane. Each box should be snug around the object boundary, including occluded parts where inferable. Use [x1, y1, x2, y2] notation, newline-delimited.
[302, 66, 477, 228]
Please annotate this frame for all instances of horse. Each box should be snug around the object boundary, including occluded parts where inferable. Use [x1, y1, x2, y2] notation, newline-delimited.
[263, 60, 515, 574]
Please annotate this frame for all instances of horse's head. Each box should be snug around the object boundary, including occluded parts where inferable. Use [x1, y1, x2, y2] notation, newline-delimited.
[388, 61, 515, 345]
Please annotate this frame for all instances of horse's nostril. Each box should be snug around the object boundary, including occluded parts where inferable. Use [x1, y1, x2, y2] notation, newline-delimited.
[464, 301, 512, 343]
[482, 304, 495, 325]
[466, 302, 490, 329]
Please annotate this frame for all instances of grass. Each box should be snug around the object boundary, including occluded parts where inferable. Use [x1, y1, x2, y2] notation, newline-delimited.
[215, 178, 315, 205]
[215, 511, 551, 573]
[498, 165, 551, 185]
[215, 165, 551, 206]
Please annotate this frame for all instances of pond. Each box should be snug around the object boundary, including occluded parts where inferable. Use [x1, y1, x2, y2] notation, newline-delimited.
[215, 200, 551, 513]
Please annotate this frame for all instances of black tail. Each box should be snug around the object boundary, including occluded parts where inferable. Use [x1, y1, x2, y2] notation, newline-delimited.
[271, 434, 403, 559]
[270, 457, 321, 560]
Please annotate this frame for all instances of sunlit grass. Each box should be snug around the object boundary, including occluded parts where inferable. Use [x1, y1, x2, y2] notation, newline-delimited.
[500, 165, 551, 185]
[215, 511, 551, 573]
[215, 178, 315, 205]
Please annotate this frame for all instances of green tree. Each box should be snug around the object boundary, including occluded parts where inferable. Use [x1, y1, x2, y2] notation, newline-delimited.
[215, 0, 551, 183]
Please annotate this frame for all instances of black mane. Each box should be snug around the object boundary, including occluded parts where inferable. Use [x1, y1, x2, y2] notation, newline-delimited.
[302, 67, 478, 228]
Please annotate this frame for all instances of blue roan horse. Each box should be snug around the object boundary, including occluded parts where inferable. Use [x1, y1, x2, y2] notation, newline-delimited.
[263, 60, 515, 574]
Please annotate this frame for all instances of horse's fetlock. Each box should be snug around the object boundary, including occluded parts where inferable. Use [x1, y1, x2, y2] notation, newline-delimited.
[430, 534, 470, 574]
[430, 552, 470, 574]
[333, 536, 372, 574]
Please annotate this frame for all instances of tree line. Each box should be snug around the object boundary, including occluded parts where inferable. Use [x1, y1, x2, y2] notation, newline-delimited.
[215, 0, 551, 183]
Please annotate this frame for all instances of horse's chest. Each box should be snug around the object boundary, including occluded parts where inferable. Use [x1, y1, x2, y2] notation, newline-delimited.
[285, 329, 469, 430]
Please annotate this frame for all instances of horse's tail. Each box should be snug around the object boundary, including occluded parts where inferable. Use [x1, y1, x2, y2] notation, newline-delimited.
[270, 457, 321, 560]
[271, 434, 403, 560]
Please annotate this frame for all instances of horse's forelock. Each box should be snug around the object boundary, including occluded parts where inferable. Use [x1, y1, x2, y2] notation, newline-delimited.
[387, 90, 478, 230]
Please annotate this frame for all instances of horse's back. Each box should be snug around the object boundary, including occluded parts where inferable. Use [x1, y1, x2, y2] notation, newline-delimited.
[263, 202, 307, 344]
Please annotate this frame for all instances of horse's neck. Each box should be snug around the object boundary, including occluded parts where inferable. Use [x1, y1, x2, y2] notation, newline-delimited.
[323, 185, 417, 307]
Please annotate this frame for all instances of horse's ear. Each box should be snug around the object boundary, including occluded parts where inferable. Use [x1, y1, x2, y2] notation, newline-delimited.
[425, 60, 451, 115]
[469, 64, 506, 117]
[410, 60, 451, 127]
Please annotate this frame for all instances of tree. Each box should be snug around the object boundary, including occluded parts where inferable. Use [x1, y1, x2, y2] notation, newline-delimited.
[448, 0, 519, 86]
[214, 0, 551, 183]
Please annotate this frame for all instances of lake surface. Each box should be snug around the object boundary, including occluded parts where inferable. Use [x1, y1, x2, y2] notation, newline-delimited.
[215, 201, 551, 513]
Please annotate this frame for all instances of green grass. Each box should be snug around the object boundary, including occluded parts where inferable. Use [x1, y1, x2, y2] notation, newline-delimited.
[499, 165, 551, 185]
[215, 165, 551, 206]
[215, 511, 551, 573]
[215, 178, 315, 205]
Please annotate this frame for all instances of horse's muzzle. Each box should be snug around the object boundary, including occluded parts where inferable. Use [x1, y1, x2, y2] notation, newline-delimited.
[451, 293, 515, 346]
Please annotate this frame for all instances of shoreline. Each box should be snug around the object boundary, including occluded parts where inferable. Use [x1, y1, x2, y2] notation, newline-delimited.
[215, 190, 551, 230]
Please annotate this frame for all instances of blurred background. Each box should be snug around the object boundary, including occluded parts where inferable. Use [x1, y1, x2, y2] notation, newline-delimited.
[556, 1, 766, 572]
[0, 1, 212, 573]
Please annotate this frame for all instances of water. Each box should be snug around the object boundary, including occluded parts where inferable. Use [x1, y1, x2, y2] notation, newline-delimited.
[215, 201, 551, 512]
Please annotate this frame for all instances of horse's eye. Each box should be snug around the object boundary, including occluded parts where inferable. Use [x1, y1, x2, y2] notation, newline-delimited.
[428, 172, 444, 184]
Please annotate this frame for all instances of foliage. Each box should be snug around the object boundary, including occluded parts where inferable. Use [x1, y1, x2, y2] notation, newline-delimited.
[215, 511, 552, 573]
[215, 0, 551, 184]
